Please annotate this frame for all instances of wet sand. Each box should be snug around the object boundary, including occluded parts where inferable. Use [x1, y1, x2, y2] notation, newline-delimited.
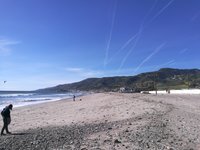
[1, 92, 200, 149]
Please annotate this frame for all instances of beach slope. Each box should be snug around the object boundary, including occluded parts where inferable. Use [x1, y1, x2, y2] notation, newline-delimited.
[0, 93, 200, 149]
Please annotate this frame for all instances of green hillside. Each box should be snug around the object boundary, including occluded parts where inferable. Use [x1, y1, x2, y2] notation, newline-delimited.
[37, 68, 200, 93]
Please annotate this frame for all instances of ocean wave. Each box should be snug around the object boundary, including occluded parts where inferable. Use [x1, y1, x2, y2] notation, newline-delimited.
[22, 98, 52, 102]
[0, 93, 35, 98]
[0, 92, 85, 109]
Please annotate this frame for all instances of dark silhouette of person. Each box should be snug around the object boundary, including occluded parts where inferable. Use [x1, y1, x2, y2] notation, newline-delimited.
[73, 95, 76, 101]
[1, 104, 13, 135]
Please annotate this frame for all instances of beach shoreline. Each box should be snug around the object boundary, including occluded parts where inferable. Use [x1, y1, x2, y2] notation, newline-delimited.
[0, 92, 87, 110]
[1, 92, 200, 149]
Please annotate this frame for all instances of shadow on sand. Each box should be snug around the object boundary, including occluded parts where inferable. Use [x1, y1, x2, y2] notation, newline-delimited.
[11, 132, 30, 136]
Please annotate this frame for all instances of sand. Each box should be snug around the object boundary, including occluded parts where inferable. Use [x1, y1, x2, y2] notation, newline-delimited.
[0, 92, 200, 149]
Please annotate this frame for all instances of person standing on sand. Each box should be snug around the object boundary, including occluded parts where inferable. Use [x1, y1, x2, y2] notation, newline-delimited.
[73, 95, 76, 101]
[1, 104, 13, 135]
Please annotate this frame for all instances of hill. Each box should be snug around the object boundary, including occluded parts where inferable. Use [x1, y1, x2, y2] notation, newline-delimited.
[37, 68, 200, 93]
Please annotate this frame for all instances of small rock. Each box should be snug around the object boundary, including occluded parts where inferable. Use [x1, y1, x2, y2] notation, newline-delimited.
[157, 139, 161, 142]
[146, 143, 150, 148]
[127, 122, 132, 125]
[125, 129, 129, 132]
[114, 139, 121, 144]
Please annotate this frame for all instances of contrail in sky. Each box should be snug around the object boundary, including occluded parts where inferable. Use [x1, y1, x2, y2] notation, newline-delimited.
[154, 47, 188, 70]
[104, 0, 118, 66]
[107, 33, 138, 64]
[154, 59, 175, 70]
[141, 0, 158, 26]
[134, 42, 166, 73]
[105, 0, 174, 71]
[119, 0, 174, 70]
[117, 0, 174, 71]
[149, 0, 174, 24]
[118, 25, 144, 72]
[110, 0, 158, 66]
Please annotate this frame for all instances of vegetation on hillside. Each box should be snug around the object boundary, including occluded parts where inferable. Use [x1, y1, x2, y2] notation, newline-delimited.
[37, 68, 200, 93]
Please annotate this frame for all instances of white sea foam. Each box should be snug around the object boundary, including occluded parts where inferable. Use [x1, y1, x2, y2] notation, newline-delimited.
[0, 93, 34, 97]
[0, 92, 85, 110]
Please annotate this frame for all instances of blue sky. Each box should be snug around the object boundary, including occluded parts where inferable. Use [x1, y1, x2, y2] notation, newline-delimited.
[0, 0, 200, 90]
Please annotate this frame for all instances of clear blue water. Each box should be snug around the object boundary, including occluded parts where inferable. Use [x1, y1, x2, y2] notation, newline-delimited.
[0, 91, 84, 109]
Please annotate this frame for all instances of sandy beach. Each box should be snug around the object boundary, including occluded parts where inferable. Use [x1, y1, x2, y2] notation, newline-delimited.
[1, 92, 200, 149]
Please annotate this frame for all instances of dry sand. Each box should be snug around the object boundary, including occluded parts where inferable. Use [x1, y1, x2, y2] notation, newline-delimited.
[0, 92, 200, 149]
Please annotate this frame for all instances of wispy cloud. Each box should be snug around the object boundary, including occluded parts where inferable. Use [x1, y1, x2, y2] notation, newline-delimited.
[0, 38, 20, 56]
[134, 42, 166, 73]
[65, 67, 84, 72]
[65, 67, 140, 78]
[191, 11, 200, 22]
[65, 67, 103, 78]
[179, 48, 188, 54]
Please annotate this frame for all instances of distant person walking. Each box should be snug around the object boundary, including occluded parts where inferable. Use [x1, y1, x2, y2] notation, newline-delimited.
[1, 104, 13, 135]
[73, 95, 76, 101]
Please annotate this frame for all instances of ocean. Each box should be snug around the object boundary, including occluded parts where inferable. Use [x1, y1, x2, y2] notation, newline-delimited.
[0, 91, 84, 110]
